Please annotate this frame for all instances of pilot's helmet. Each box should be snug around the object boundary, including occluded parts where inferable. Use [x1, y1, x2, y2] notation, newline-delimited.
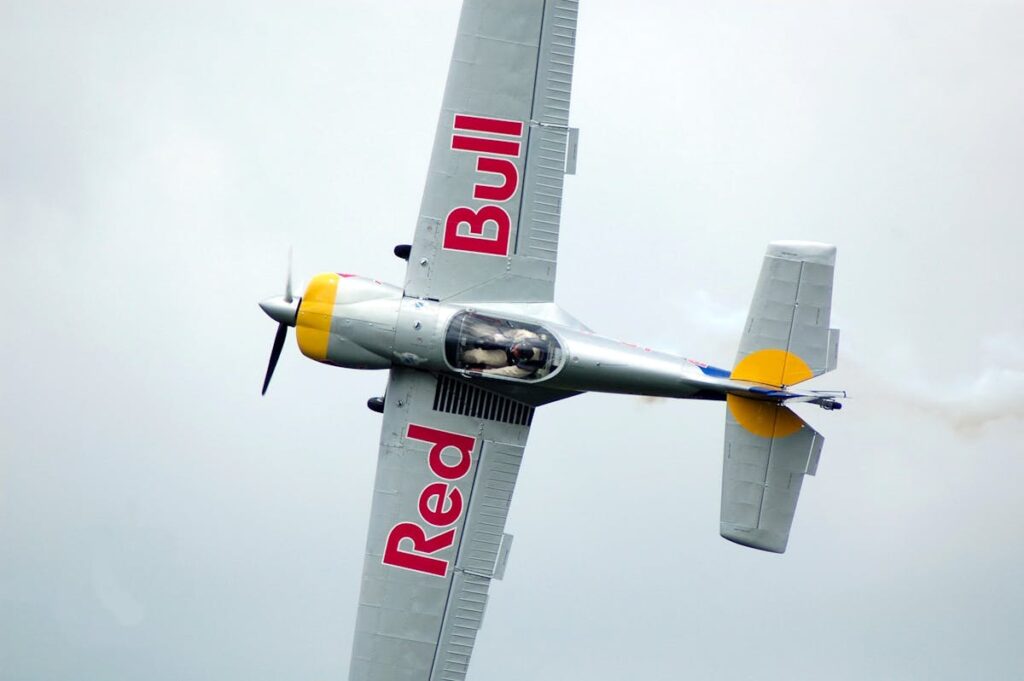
[510, 342, 529, 360]
[510, 341, 536, 361]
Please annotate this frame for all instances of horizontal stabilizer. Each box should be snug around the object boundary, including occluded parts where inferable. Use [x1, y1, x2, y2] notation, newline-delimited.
[733, 241, 839, 386]
[720, 396, 823, 553]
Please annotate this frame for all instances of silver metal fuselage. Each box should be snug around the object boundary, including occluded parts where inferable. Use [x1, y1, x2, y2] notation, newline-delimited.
[295, 274, 751, 402]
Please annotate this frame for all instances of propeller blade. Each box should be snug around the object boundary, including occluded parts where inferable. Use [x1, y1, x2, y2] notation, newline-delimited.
[284, 246, 293, 303]
[261, 323, 288, 395]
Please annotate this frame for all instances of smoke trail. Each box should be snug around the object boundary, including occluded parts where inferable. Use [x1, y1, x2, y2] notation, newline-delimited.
[873, 333, 1024, 434]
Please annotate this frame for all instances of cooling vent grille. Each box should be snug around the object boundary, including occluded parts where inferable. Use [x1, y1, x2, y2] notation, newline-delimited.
[432, 374, 534, 427]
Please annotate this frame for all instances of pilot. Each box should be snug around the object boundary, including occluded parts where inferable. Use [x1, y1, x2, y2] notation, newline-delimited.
[459, 319, 508, 369]
[462, 344, 507, 369]
[460, 323, 550, 378]
[480, 332, 549, 379]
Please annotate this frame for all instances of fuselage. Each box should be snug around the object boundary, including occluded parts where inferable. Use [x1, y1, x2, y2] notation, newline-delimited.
[280, 272, 774, 404]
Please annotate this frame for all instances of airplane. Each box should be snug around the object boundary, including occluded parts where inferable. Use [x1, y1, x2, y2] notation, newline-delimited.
[258, 1, 844, 678]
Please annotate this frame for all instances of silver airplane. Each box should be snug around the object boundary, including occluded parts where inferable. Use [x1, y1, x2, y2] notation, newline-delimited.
[259, 1, 844, 679]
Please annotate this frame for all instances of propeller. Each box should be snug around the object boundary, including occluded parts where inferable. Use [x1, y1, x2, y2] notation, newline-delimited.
[259, 249, 300, 395]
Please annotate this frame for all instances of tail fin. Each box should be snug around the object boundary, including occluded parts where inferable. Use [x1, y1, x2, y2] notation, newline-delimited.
[719, 242, 838, 553]
[731, 241, 839, 388]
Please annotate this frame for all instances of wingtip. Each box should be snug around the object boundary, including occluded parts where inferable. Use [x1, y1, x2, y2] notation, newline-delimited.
[720, 525, 789, 554]
[767, 241, 836, 266]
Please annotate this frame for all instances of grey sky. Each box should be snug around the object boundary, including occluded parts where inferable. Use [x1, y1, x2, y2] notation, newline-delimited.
[2, 1, 1022, 679]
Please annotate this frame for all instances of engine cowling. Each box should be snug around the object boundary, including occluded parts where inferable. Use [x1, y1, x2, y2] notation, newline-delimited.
[295, 273, 402, 369]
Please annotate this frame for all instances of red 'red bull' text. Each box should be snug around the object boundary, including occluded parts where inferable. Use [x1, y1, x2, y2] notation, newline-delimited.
[381, 424, 476, 577]
[442, 114, 524, 257]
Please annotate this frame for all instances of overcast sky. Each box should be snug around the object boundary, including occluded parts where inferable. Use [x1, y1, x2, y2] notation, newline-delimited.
[2, 1, 1023, 679]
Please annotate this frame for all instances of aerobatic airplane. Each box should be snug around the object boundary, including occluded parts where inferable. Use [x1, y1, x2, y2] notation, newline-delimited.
[259, 1, 844, 678]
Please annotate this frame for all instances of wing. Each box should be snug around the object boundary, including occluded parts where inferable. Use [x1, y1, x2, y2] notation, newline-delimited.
[349, 367, 534, 681]
[404, 0, 579, 304]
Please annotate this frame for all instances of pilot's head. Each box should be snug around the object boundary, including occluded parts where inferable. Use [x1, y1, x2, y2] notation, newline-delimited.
[510, 341, 534, 361]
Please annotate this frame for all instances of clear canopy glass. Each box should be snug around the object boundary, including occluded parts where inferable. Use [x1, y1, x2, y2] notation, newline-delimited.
[444, 311, 563, 381]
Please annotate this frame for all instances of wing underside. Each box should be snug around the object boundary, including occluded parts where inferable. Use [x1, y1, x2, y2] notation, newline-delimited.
[404, 0, 579, 304]
[349, 368, 533, 681]
[352, 4, 579, 677]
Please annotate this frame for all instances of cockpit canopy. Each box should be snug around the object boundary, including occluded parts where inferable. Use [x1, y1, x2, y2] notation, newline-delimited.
[445, 310, 563, 382]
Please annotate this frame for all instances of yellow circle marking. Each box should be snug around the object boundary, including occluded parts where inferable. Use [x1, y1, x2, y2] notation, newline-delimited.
[730, 348, 813, 388]
[726, 394, 804, 438]
[728, 348, 811, 438]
